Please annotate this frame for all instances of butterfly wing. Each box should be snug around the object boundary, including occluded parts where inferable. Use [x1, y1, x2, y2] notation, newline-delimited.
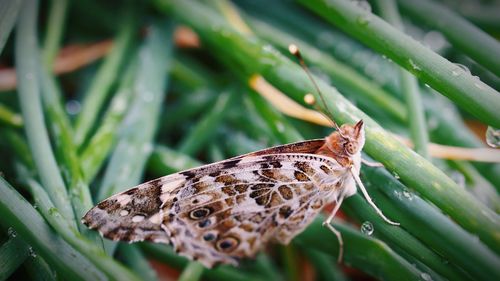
[83, 143, 350, 268]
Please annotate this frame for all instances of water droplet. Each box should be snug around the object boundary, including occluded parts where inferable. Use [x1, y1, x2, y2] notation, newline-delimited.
[408, 59, 421, 72]
[28, 247, 37, 258]
[65, 100, 81, 115]
[356, 15, 370, 26]
[472, 76, 486, 90]
[402, 188, 414, 200]
[7, 227, 16, 238]
[351, 0, 372, 12]
[48, 207, 58, 216]
[451, 63, 470, 77]
[360, 221, 374, 235]
[420, 272, 432, 281]
[485, 126, 500, 148]
[393, 190, 403, 200]
[424, 83, 431, 88]
[393, 172, 400, 180]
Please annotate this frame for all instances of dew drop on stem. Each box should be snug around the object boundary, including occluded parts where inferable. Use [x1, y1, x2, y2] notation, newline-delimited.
[451, 63, 470, 77]
[402, 188, 414, 200]
[7, 227, 16, 238]
[420, 272, 432, 281]
[360, 221, 374, 236]
[486, 126, 500, 148]
[28, 247, 37, 258]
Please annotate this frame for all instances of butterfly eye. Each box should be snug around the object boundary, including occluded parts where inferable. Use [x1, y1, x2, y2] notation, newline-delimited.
[216, 236, 239, 252]
[189, 207, 211, 220]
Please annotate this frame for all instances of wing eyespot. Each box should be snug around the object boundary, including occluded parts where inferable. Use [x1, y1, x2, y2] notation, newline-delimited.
[189, 207, 212, 220]
[216, 236, 239, 252]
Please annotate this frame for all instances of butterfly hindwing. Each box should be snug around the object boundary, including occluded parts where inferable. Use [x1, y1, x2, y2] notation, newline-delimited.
[83, 140, 350, 267]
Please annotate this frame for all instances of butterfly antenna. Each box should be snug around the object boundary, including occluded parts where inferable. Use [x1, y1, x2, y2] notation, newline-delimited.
[288, 44, 342, 132]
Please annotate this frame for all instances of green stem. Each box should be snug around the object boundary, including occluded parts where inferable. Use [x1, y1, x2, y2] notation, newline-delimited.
[178, 89, 236, 155]
[97, 20, 173, 201]
[396, 0, 500, 76]
[42, 0, 68, 68]
[15, 0, 76, 228]
[0, 104, 23, 128]
[0, 0, 22, 55]
[0, 235, 30, 280]
[298, 0, 500, 128]
[80, 59, 138, 183]
[74, 4, 136, 147]
[0, 177, 107, 281]
[375, 0, 429, 158]
[247, 15, 407, 123]
[178, 262, 205, 281]
[27, 179, 142, 281]
[118, 245, 158, 281]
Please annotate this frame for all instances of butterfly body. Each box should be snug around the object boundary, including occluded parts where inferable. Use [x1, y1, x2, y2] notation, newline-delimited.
[82, 120, 382, 267]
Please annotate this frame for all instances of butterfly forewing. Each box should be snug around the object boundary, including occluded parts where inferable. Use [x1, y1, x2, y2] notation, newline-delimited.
[82, 142, 350, 268]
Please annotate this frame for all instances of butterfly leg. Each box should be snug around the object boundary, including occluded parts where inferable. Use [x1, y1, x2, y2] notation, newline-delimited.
[361, 158, 384, 167]
[350, 168, 400, 226]
[322, 196, 345, 263]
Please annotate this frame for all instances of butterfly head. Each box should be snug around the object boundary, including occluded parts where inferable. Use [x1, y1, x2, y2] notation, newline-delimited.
[319, 119, 365, 165]
[338, 119, 365, 155]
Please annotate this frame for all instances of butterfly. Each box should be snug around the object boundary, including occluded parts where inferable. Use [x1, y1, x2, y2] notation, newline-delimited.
[82, 44, 399, 268]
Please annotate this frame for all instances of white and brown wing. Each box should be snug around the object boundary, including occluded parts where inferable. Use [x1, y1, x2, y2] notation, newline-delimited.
[82, 142, 350, 268]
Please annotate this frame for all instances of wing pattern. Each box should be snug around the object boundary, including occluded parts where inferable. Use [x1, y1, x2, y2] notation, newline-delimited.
[83, 150, 349, 267]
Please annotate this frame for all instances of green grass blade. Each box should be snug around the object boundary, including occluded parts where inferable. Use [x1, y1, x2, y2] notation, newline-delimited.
[0, 235, 30, 280]
[97, 20, 173, 201]
[0, 177, 107, 281]
[246, 16, 407, 123]
[178, 89, 236, 155]
[396, 0, 500, 76]
[296, 219, 421, 281]
[0, 104, 23, 128]
[15, 0, 76, 228]
[24, 255, 57, 281]
[0, 0, 22, 55]
[361, 165, 500, 280]
[74, 3, 136, 147]
[119, 245, 158, 281]
[178, 262, 204, 281]
[298, 0, 500, 128]
[38, 67, 99, 233]
[375, 0, 428, 158]
[27, 178, 143, 281]
[80, 59, 138, 183]
[42, 0, 68, 68]
[148, 145, 203, 176]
